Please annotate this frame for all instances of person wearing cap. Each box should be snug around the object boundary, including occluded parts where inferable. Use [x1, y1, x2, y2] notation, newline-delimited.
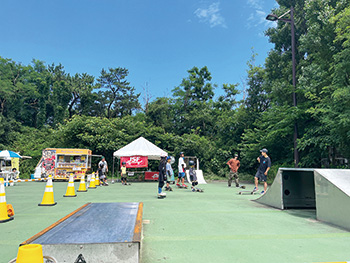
[254, 148, 271, 194]
[226, 154, 241, 187]
[176, 152, 187, 188]
[98, 157, 109, 186]
[165, 156, 173, 191]
[120, 161, 128, 185]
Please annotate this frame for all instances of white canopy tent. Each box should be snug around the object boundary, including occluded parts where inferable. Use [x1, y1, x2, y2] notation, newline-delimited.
[111, 137, 167, 183]
[113, 137, 167, 160]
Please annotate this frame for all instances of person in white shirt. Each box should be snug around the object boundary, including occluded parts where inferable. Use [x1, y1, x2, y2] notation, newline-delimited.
[176, 152, 187, 188]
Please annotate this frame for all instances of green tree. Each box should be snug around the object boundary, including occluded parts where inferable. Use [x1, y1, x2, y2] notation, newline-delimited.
[96, 68, 140, 118]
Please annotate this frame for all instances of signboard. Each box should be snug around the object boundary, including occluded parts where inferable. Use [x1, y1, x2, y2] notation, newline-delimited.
[121, 156, 148, 168]
[55, 148, 91, 155]
[144, 171, 159, 181]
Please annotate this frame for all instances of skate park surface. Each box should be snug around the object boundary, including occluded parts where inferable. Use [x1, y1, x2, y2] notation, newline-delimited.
[1, 180, 350, 263]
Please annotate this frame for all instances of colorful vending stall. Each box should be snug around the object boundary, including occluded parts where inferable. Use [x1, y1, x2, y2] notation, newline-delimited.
[42, 148, 92, 181]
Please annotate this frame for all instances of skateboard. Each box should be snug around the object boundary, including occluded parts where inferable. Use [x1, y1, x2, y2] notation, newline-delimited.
[195, 188, 204, 192]
[122, 183, 132, 186]
[177, 185, 188, 189]
[157, 195, 166, 199]
[238, 190, 258, 195]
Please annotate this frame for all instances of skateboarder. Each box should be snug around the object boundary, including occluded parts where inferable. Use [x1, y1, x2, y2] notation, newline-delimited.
[176, 152, 187, 188]
[254, 148, 271, 194]
[158, 153, 168, 198]
[189, 160, 202, 192]
[226, 153, 240, 187]
[165, 156, 173, 191]
[98, 157, 109, 186]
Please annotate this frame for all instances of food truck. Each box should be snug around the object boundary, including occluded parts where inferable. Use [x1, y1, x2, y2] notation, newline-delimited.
[40, 148, 92, 181]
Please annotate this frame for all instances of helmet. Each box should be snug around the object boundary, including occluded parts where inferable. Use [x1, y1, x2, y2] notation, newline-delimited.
[122, 161, 126, 165]
[166, 156, 171, 161]
[189, 160, 195, 166]
[179, 152, 184, 156]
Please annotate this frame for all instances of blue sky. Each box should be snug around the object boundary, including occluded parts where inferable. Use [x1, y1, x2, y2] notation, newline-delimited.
[0, 0, 278, 102]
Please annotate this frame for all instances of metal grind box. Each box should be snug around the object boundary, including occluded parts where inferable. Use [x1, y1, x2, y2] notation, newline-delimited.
[21, 202, 143, 263]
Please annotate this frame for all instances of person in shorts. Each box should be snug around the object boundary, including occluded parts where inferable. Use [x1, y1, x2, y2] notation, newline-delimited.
[120, 161, 128, 185]
[254, 148, 271, 194]
[226, 154, 240, 187]
[176, 152, 187, 187]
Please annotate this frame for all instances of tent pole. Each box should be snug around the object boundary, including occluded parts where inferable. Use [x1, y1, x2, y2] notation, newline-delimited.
[117, 158, 120, 182]
[112, 156, 115, 183]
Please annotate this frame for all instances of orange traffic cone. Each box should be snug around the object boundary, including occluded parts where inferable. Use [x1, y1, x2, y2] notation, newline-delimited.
[77, 174, 87, 192]
[38, 176, 57, 206]
[88, 173, 96, 189]
[7, 204, 14, 217]
[63, 175, 77, 197]
[0, 178, 14, 223]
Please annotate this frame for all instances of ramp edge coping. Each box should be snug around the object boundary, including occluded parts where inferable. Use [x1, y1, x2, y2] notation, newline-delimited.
[133, 202, 143, 242]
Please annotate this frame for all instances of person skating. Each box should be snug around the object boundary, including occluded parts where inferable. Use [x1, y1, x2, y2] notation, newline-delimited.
[98, 157, 109, 186]
[176, 152, 187, 188]
[158, 153, 167, 198]
[189, 160, 202, 192]
[120, 161, 128, 185]
[165, 156, 173, 191]
[254, 148, 271, 194]
[226, 154, 240, 187]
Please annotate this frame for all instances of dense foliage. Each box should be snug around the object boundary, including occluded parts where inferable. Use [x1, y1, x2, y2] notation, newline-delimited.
[1, 0, 350, 179]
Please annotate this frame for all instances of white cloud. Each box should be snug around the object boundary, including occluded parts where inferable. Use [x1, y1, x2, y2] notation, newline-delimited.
[246, 0, 277, 30]
[247, 0, 262, 10]
[194, 2, 227, 28]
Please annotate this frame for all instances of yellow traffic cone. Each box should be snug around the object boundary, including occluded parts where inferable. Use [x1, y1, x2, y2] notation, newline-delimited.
[95, 173, 100, 186]
[63, 175, 77, 197]
[77, 174, 87, 192]
[38, 176, 57, 206]
[0, 178, 14, 223]
[16, 244, 44, 263]
[88, 173, 96, 189]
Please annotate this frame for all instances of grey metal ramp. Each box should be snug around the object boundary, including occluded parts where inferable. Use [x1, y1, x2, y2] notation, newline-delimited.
[34, 203, 138, 244]
[314, 169, 350, 231]
[254, 168, 315, 209]
[23, 202, 143, 263]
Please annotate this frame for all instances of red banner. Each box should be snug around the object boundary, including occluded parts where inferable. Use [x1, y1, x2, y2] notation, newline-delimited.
[145, 171, 159, 181]
[121, 156, 148, 168]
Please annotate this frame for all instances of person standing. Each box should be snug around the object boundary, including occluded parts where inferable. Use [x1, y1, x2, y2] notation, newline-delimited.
[165, 156, 173, 191]
[120, 161, 128, 185]
[158, 154, 168, 198]
[176, 152, 187, 188]
[227, 154, 240, 187]
[254, 148, 271, 194]
[98, 157, 109, 186]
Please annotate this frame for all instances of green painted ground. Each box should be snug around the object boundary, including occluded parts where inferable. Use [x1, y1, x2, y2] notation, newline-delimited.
[1, 181, 349, 263]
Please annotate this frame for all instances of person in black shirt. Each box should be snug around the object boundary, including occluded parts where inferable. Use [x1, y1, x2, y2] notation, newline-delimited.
[254, 148, 271, 194]
[157, 154, 167, 198]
